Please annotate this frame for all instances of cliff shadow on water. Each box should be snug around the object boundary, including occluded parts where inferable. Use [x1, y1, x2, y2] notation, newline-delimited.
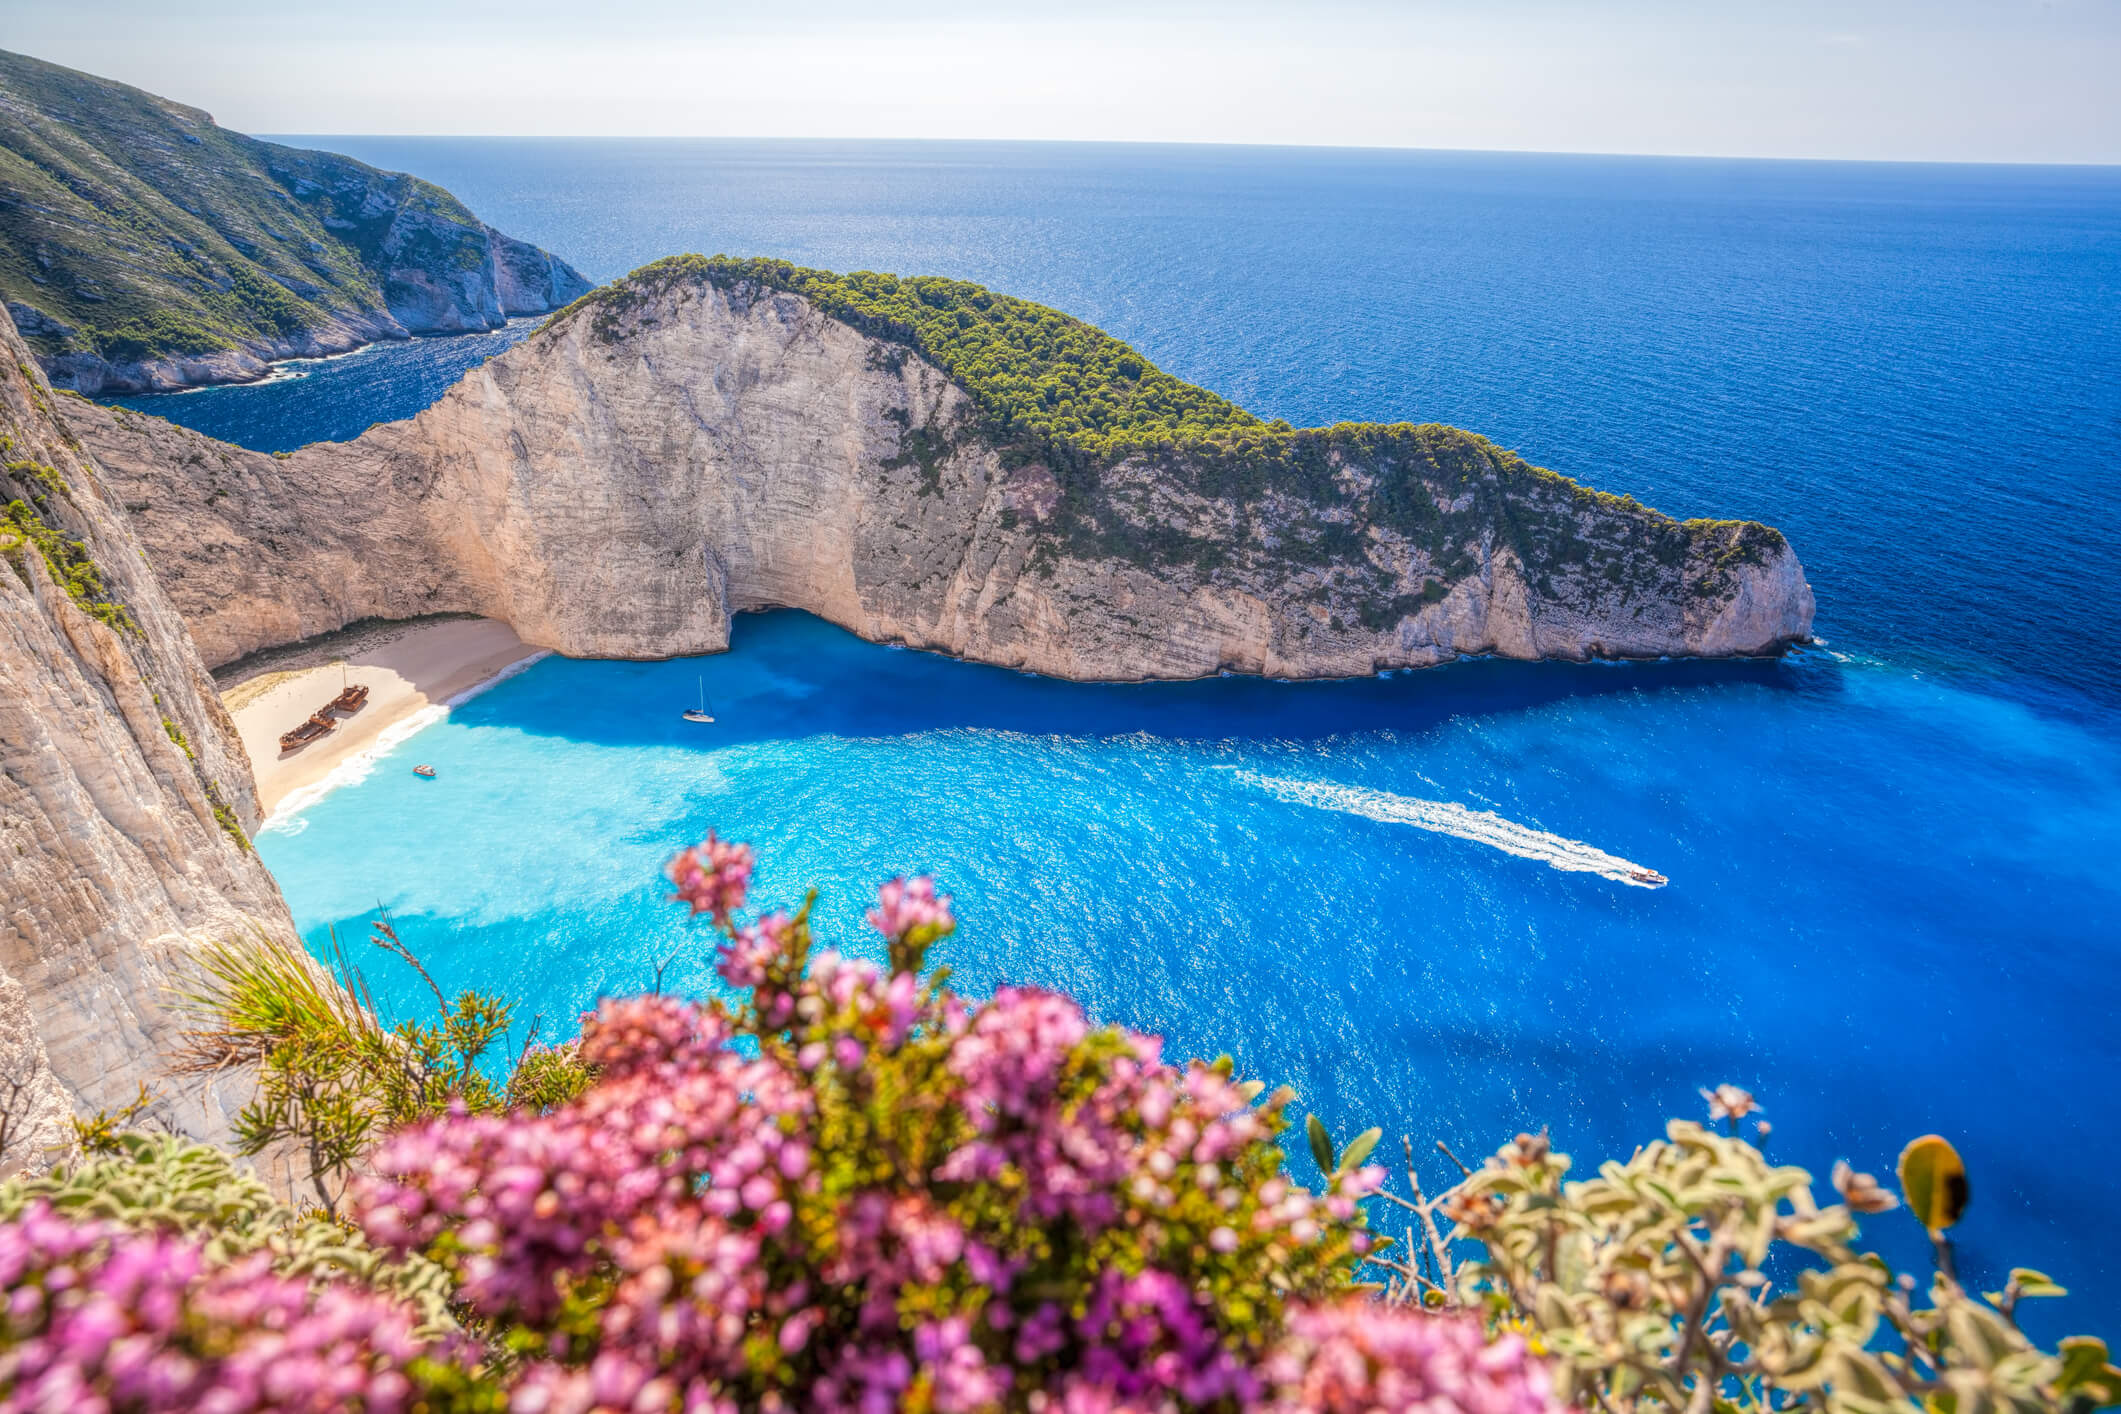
[443, 609, 1832, 753]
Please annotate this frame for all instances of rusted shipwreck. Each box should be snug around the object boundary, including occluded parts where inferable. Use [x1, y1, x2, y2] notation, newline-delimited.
[276, 680, 371, 753]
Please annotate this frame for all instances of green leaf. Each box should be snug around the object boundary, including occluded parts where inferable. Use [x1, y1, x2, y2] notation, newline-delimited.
[1337, 1127, 1383, 1174]
[1897, 1134, 1969, 1234]
[1306, 1113, 1334, 1174]
[2010, 1267, 2068, 1299]
[2055, 1337, 2121, 1402]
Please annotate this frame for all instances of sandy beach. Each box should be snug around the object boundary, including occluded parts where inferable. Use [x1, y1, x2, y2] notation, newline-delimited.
[220, 616, 547, 816]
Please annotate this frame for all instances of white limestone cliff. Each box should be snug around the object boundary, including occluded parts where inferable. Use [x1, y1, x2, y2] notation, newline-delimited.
[0, 321, 296, 1173]
[76, 271, 1814, 679]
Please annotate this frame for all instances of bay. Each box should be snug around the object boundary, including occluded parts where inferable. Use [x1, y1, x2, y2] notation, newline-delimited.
[107, 139, 2119, 1326]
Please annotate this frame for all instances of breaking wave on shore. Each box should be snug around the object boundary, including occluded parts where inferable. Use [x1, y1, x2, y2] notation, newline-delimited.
[260, 651, 550, 833]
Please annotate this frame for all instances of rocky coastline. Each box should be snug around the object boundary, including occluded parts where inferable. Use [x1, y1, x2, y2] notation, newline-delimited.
[0, 49, 593, 396]
[76, 263, 1814, 681]
[0, 250, 1813, 1168]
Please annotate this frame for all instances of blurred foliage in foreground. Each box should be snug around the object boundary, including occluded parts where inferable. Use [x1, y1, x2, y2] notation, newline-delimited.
[1361, 1098, 2119, 1414]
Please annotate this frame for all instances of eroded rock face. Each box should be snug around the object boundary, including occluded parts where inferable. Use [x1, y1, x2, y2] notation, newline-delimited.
[0, 314, 295, 1172]
[78, 274, 1813, 679]
[489, 228, 591, 316]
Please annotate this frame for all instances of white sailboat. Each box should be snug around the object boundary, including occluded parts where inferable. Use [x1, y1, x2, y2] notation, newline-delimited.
[682, 675, 715, 723]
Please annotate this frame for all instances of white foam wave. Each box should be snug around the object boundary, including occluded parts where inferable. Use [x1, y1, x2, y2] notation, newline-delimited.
[1231, 771, 1667, 888]
[444, 649, 551, 706]
[260, 704, 449, 832]
[259, 651, 551, 833]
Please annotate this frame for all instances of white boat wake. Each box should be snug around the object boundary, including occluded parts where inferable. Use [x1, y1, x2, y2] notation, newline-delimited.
[1230, 771, 1667, 888]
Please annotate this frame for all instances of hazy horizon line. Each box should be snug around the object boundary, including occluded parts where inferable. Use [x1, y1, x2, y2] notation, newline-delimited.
[258, 131, 2121, 172]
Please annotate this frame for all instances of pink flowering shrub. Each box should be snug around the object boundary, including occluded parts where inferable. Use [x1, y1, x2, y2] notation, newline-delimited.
[0, 1202, 470, 1412]
[1262, 1304, 1551, 1414]
[346, 844, 1561, 1412]
[0, 840, 1562, 1413]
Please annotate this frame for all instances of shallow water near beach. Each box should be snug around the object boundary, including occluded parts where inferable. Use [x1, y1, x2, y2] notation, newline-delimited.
[135, 140, 2117, 1325]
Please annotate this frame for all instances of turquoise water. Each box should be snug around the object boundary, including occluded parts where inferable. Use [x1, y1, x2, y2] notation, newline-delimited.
[260, 614, 2121, 1330]
[136, 141, 2118, 1324]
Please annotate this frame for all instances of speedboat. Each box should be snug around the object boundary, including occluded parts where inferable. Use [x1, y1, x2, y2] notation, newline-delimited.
[1628, 868, 1668, 888]
[412, 764, 437, 778]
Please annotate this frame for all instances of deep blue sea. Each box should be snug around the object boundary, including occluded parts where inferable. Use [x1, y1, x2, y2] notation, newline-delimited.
[114, 142, 2121, 1328]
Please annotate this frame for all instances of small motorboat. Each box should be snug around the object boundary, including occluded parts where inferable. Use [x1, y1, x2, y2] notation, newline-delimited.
[412, 764, 437, 779]
[682, 675, 715, 724]
[1628, 868, 1669, 888]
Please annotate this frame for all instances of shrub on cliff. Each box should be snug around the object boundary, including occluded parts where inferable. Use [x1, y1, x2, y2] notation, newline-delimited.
[170, 916, 596, 1216]
[1363, 1104, 2121, 1413]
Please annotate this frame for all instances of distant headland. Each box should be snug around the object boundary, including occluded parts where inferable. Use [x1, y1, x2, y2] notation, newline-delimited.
[0, 49, 590, 395]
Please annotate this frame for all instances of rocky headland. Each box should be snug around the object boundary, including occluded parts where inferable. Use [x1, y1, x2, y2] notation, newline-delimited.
[75, 256, 1813, 681]
[2, 250, 1812, 1161]
[0, 49, 591, 394]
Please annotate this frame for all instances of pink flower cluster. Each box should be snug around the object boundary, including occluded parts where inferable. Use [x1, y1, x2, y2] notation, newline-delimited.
[1262, 1304, 1557, 1414]
[934, 985, 1335, 1242]
[866, 874, 955, 943]
[0, 1202, 462, 1413]
[358, 993, 810, 1358]
[341, 858, 1558, 1413]
[665, 832, 753, 925]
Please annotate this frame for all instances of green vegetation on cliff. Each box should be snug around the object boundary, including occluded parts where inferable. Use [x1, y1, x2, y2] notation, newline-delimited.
[580, 255, 1274, 458]
[553, 255, 1788, 594]
[0, 48, 588, 386]
[0, 453, 133, 632]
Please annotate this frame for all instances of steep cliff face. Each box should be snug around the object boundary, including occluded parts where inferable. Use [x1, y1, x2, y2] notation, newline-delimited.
[0, 48, 592, 394]
[489, 227, 590, 316]
[76, 261, 1812, 678]
[0, 314, 294, 1170]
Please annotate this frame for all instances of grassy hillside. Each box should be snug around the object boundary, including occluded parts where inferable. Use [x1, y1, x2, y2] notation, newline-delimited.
[0, 49, 586, 385]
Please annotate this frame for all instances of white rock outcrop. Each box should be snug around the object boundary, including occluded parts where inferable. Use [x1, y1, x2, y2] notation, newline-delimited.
[77, 270, 1813, 678]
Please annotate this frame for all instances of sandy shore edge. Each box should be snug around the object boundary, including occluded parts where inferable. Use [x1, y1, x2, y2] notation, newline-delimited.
[220, 616, 549, 822]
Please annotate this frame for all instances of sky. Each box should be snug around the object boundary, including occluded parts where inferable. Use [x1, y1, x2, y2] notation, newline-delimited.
[10, 0, 2120, 164]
